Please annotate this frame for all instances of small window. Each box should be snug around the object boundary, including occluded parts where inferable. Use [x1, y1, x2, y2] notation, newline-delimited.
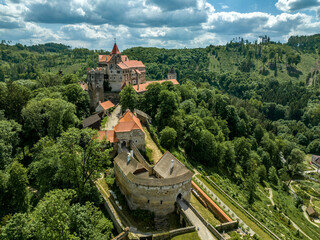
[148, 200, 150, 204]
[117, 71, 120, 73]
[160, 200, 163, 205]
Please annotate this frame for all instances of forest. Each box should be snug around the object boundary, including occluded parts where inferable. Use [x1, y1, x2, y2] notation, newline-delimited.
[1, 34, 320, 239]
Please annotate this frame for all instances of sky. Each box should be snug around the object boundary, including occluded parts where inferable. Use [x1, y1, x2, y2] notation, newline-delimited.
[1, 0, 320, 50]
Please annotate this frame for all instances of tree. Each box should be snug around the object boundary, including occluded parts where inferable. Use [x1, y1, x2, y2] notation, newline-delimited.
[30, 128, 111, 201]
[233, 137, 252, 173]
[0, 213, 30, 240]
[155, 90, 178, 129]
[36, 73, 62, 88]
[1, 189, 113, 240]
[0, 119, 21, 169]
[257, 165, 267, 183]
[268, 166, 279, 186]
[140, 83, 163, 117]
[287, 148, 305, 185]
[62, 84, 90, 118]
[0, 68, 5, 82]
[245, 173, 258, 204]
[22, 98, 78, 144]
[4, 81, 31, 122]
[6, 161, 29, 214]
[160, 127, 177, 150]
[120, 85, 138, 112]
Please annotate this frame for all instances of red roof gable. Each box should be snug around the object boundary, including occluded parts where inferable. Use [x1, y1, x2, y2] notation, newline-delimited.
[132, 79, 179, 93]
[98, 130, 118, 143]
[111, 43, 120, 55]
[114, 111, 144, 133]
[99, 100, 115, 110]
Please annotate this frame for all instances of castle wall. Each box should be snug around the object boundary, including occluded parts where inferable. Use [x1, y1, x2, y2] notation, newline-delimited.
[114, 162, 192, 216]
[115, 130, 145, 151]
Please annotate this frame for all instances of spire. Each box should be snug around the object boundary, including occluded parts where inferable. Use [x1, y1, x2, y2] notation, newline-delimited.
[111, 42, 120, 55]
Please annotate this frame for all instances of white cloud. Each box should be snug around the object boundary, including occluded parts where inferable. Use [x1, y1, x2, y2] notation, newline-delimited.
[275, 0, 320, 12]
[1, 0, 320, 49]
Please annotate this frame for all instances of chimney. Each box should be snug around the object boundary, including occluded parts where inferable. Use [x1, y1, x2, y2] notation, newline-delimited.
[105, 130, 107, 138]
[170, 159, 174, 174]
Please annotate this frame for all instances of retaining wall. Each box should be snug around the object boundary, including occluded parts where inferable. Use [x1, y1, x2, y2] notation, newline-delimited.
[192, 181, 232, 223]
[215, 221, 239, 233]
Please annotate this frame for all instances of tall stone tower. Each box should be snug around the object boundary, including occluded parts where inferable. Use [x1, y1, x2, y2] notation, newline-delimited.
[87, 68, 105, 109]
[168, 67, 177, 79]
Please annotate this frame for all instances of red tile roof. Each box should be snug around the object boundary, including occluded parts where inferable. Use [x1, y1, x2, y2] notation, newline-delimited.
[132, 79, 179, 93]
[114, 111, 144, 133]
[121, 55, 129, 62]
[99, 55, 112, 63]
[111, 42, 120, 55]
[117, 62, 129, 70]
[123, 60, 145, 68]
[99, 100, 115, 110]
[98, 130, 118, 143]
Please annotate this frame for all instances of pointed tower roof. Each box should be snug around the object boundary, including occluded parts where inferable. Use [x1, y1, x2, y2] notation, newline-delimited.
[111, 42, 120, 55]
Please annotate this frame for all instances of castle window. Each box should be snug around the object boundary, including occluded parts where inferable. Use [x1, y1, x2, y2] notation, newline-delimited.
[117, 71, 120, 73]
[147, 200, 150, 204]
[160, 200, 163, 205]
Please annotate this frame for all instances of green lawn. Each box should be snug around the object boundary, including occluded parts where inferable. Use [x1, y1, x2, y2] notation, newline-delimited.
[190, 194, 221, 226]
[196, 175, 273, 240]
[171, 231, 201, 240]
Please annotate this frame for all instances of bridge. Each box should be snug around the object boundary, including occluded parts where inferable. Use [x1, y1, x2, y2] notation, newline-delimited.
[177, 198, 217, 240]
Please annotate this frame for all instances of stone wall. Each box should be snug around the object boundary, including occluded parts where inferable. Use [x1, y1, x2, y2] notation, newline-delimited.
[215, 221, 239, 233]
[116, 130, 145, 151]
[114, 162, 191, 216]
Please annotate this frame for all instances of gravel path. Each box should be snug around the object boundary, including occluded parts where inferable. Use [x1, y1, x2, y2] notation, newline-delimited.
[104, 105, 121, 130]
[177, 199, 216, 240]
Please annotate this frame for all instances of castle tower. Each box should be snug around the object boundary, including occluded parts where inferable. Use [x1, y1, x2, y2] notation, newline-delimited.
[110, 42, 121, 65]
[167, 67, 177, 80]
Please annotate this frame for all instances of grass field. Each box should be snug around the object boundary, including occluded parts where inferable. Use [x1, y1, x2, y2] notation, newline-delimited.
[143, 126, 163, 163]
[171, 231, 201, 240]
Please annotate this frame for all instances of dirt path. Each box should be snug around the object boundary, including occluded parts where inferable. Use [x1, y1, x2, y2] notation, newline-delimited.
[267, 188, 274, 206]
[143, 126, 163, 163]
[302, 205, 320, 228]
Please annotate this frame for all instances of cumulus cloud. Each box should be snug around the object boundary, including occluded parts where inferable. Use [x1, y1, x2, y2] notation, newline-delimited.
[275, 0, 320, 12]
[1, 0, 320, 49]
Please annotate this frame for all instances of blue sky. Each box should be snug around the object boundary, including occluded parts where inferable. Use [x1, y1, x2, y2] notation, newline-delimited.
[1, 0, 320, 50]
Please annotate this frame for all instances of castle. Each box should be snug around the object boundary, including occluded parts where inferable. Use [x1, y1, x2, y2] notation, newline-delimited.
[98, 110, 192, 216]
[87, 42, 177, 108]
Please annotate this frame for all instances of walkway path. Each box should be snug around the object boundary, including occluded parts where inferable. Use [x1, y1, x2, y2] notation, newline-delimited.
[193, 177, 255, 236]
[177, 199, 216, 240]
[267, 188, 274, 206]
[104, 105, 121, 130]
